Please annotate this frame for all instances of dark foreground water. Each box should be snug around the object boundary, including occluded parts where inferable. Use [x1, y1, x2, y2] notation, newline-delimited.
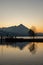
[0, 42, 43, 65]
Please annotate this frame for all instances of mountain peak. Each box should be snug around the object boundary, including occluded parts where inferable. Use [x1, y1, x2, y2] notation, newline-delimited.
[18, 24, 29, 30]
[18, 24, 26, 28]
[18, 24, 24, 27]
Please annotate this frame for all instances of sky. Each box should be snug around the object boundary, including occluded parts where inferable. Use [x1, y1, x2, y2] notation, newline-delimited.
[0, 0, 43, 32]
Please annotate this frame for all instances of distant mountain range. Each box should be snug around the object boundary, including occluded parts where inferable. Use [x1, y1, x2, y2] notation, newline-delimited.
[0, 24, 30, 36]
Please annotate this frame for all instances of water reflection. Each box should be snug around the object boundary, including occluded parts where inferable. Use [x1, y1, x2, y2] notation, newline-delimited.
[10, 42, 30, 50]
[29, 42, 37, 54]
[0, 42, 43, 65]
[0, 42, 37, 51]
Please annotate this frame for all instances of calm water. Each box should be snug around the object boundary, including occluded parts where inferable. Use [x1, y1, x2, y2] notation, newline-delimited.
[0, 42, 43, 65]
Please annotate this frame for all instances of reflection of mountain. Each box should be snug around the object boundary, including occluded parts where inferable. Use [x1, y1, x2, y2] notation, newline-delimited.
[6, 42, 37, 52]
[0, 42, 37, 53]
[10, 42, 29, 50]
[0, 42, 30, 50]
[0, 24, 30, 36]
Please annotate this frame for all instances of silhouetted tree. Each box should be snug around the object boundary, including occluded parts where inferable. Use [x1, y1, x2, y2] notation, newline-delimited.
[31, 26, 36, 33]
[29, 29, 35, 39]
[29, 26, 36, 39]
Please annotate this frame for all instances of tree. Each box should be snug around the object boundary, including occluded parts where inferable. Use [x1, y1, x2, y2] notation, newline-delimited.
[30, 26, 36, 33]
[29, 26, 36, 39]
[29, 29, 35, 39]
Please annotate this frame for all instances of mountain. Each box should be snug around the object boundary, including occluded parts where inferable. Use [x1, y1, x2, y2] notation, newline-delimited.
[0, 24, 43, 36]
[3, 24, 30, 36]
[0, 28, 9, 36]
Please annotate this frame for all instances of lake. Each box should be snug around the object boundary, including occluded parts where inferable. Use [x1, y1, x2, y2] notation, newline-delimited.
[0, 42, 43, 65]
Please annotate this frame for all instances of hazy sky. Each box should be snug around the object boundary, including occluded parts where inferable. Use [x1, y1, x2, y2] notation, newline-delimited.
[0, 0, 43, 32]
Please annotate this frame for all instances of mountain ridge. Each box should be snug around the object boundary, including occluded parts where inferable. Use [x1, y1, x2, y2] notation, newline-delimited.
[0, 24, 30, 36]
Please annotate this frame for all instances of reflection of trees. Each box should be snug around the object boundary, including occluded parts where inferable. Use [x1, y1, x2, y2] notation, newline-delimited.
[29, 43, 37, 54]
